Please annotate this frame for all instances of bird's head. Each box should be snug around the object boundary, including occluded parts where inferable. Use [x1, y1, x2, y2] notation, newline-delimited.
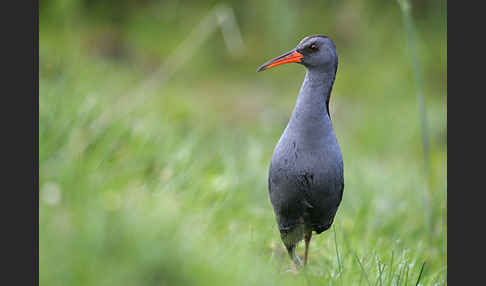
[257, 35, 338, 73]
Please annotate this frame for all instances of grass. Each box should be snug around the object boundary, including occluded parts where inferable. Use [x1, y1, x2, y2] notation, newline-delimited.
[40, 2, 446, 285]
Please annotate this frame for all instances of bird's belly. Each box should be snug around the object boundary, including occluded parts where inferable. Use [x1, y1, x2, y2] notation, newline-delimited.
[269, 158, 342, 200]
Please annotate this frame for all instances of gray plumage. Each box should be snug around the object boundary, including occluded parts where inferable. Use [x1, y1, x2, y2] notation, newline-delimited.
[258, 35, 344, 267]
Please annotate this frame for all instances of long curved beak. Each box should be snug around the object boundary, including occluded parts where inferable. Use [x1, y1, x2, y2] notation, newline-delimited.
[256, 49, 303, 72]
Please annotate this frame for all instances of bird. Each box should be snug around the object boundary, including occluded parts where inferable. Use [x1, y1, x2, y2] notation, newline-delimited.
[257, 35, 344, 268]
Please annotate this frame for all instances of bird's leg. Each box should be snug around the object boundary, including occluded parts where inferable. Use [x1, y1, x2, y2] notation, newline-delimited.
[281, 226, 304, 270]
[285, 243, 302, 269]
[304, 230, 312, 266]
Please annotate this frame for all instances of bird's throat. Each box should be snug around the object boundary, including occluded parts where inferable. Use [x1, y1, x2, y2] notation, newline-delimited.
[288, 70, 335, 131]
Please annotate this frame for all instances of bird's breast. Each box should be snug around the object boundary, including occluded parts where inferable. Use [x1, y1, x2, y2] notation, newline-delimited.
[269, 133, 343, 189]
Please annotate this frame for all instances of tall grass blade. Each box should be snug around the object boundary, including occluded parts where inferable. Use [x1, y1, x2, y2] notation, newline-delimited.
[415, 262, 426, 286]
[355, 254, 371, 286]
[386, 251, 395, 285]
[396, 0, 432, 230]
[404, 262, 410, 286]
[333, 225, 342, 274]
[374, 256, 384, 286]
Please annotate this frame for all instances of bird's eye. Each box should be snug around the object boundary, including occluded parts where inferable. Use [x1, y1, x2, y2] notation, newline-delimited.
[309, 44, 318, 51]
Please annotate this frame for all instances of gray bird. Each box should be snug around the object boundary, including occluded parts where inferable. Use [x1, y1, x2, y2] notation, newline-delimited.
[257, 35, 344, 267]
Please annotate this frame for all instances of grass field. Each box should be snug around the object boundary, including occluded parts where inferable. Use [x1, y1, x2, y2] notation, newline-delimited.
[40, 1, 446, 285]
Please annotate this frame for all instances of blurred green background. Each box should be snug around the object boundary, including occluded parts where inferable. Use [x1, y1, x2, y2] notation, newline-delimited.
[40, 0, 446, 285]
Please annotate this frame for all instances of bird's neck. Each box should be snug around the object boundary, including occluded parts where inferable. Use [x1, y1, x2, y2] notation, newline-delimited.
[288, 69, 336, 134]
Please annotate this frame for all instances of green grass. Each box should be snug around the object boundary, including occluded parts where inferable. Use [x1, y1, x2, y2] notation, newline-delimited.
[40, 2, 446, 285]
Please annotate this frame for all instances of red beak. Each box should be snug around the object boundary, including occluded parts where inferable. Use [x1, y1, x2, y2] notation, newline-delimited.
[256, 50, 304, 72]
